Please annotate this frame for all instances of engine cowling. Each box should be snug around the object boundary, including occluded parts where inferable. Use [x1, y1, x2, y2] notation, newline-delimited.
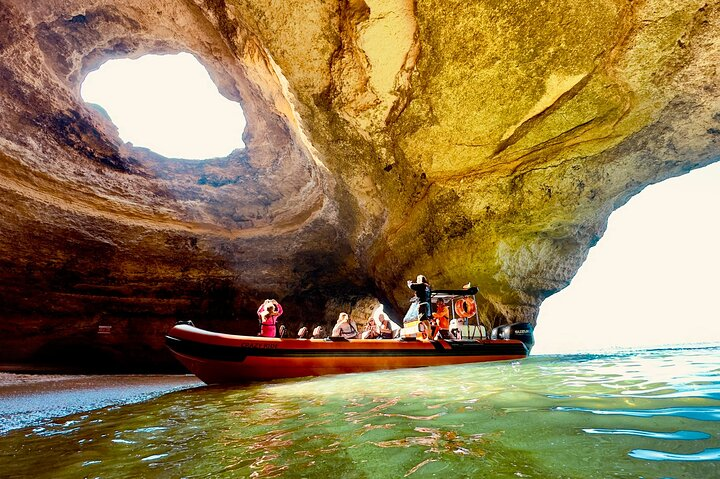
[491, 322, 534, 352]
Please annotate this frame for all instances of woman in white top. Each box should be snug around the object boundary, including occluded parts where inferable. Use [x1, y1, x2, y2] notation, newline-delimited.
[362, 316, 380, 339]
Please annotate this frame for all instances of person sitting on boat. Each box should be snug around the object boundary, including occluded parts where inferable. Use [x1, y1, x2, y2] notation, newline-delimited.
[449, 317, 462, 339]
[407, 274, 432, 323]
[362, 316, 380, 339]
[432, 298, 451, 339]
[257, 299, 283, 337]
[312, 325, 325, 338]
[331, 312, 359, 339]
[377, 312, 395, 339]
[297, 326, 309, 339]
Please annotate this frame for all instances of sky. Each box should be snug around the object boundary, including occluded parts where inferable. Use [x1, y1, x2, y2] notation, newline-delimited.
[81, 52, 246, 159]
[81, 54, 720, 354]
[533, 160, 720, 354]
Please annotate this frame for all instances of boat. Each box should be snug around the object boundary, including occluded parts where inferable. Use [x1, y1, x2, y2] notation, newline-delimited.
[165, 287, 535, 384]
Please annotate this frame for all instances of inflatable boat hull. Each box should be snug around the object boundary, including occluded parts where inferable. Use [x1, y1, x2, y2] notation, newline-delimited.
[165, 324, 530, 384]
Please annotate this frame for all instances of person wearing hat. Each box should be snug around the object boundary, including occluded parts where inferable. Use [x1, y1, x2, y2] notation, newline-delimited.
[258, 298, 283, 337]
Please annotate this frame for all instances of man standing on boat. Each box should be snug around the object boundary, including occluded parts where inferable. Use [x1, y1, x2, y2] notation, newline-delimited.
[406, 275, 432, 324]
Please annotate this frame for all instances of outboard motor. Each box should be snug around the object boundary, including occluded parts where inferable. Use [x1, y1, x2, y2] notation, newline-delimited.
[491, 322, 534, 352]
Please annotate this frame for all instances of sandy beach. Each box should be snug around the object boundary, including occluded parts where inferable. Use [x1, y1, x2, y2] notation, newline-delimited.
[0, 372, 203, 435]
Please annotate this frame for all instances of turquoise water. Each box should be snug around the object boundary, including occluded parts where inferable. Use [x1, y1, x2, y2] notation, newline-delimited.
[0, 347, 718, 478]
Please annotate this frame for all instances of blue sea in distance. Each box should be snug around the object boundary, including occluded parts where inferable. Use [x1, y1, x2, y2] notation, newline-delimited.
[0, 345, 718, 478]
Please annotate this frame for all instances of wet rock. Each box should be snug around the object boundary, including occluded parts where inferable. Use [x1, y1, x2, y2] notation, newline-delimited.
[0, 0, 718, 369]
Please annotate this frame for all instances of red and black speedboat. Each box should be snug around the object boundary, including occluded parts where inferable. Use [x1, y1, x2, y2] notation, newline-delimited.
[166, 287, 534, 384]
[166, 324, 533, 384]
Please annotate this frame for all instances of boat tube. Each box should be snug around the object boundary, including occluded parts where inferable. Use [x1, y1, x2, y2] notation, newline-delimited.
[165, 323, 533, 384]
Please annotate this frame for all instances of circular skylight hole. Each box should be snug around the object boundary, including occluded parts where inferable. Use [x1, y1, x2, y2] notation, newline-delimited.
[81, 52, 246, 160]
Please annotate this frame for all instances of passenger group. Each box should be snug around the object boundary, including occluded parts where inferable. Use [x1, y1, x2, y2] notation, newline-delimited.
[257, 274, 473, 340]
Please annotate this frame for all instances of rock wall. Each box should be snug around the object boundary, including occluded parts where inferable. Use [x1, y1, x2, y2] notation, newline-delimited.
[0, 0, 718, 369]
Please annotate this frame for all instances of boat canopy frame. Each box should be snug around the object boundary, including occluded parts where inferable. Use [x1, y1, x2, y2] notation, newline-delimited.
[430, 286, 486, 339]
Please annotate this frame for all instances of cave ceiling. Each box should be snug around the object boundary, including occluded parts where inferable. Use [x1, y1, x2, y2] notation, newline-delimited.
[0, 0, 718, 365]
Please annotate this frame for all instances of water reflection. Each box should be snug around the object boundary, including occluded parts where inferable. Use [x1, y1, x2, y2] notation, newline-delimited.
[582, 428, 711, 440]
[555, 406, 720, 421]
[629, 447, 720, 462]
[0, 347, 718, 478]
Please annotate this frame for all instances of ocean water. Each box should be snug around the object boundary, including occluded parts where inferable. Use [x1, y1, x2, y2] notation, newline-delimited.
[0, 347, 718, 478]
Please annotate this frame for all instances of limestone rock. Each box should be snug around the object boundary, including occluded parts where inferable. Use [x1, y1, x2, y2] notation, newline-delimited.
[0, 0, 718, 369]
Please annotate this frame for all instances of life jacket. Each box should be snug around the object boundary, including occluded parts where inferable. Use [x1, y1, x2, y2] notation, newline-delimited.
[433, 304, 450, 330]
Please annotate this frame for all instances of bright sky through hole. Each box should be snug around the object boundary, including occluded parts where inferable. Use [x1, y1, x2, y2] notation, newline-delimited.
[533, 161, 720, 354]
[81, 52, 246, 159]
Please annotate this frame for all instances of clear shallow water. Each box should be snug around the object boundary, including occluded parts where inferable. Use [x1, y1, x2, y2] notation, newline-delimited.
[0, 347, 718, 478]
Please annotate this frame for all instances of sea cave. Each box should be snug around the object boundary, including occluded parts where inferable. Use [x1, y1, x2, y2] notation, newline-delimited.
[0, 0, 718, 370]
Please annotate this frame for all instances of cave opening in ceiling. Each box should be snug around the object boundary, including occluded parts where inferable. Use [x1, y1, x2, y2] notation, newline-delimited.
[533, 162, 720, 354]
[80, 52, 246, 160]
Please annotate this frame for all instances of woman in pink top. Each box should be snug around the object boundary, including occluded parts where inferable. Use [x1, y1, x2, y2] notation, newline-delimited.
[257, 299, 283, 337]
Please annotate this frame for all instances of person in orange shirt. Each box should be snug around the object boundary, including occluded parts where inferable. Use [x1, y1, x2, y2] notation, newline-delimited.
[432, 298, 451, 339]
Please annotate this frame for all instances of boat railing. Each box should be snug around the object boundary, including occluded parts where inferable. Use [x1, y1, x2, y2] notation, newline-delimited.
[430, 287, 486, 340]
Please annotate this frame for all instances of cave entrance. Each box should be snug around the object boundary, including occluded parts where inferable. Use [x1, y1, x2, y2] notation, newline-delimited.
[81, 52, 246, 160]
[533, 161, 720, 354]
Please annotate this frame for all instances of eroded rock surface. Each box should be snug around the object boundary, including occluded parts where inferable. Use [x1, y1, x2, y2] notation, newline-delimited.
[0, 0, 718, 369]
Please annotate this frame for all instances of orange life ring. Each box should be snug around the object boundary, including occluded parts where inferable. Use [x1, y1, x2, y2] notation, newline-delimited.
[454, 297, 476, 318]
